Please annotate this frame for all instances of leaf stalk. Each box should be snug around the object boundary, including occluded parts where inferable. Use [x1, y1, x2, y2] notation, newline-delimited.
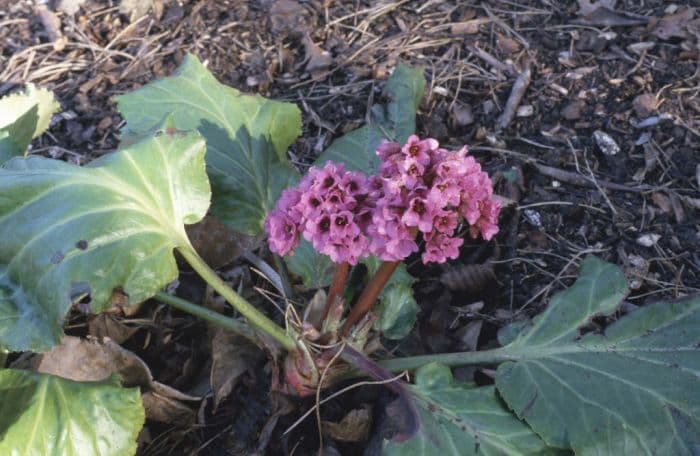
[177, 247, 296, 351]
[377, 347, 515, 372]
[153, 291, 258, 344]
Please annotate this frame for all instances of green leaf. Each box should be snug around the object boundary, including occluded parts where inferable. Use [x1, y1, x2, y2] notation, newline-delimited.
[315, 64, 425, 173]
[0, 105, 38, 163]
[0, 129, 210, 351]
[364, 257, 418, 339]
[374, 283, 418, 340]
[0, 84, 59, 139]
[0, 84, 59, 162]
[0, 369, 144, 456]
[364, 256, 416, 290]
[284, 239, 334, 289]
[383, 363, 558, 455]
[116, 54, 302, 234]
[496, 319, 532, 346]
[496, 256, 700, 455]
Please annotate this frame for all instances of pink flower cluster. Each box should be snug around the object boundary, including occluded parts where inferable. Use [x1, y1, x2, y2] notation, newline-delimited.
[264, 162, 373, 264]
[265, 135, 500, 265]
[369, 135, 500, 263]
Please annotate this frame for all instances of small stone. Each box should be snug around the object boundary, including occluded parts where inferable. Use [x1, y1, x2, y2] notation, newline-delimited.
[633, 93, 657, 118]
[524, 209, 542, 227]
[562, 101, 584, 120]
[636, 233, 661, 247]
[451, 103, 474, 126]
[516, 105, 534, 117]
[593, 130, 620, 156]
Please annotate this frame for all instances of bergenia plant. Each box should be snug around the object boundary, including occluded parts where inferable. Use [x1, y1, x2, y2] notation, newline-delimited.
[265, 135, 500, 343]
[0, 55, 697, 456]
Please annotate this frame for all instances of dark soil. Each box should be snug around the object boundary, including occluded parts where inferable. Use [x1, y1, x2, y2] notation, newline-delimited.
[2, 0, 699, 454]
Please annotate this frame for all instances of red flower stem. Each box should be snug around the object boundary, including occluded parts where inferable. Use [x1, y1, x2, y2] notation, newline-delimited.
[321, 261, 350, 324]
[340, 261, 400, 336]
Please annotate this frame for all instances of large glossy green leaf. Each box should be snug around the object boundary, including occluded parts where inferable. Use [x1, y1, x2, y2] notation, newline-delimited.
[0, 129, 209, 351]
[0, 369, 144, 456]
[383, 363, 557, 455]
[0, 84, 59, 162]
[315, 64, 425, 173]
[116, 54, 302, 234]
[496, 256, 700, 455]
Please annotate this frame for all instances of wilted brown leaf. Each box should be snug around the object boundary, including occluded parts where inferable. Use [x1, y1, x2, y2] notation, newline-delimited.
[88, 313, 138, 344]
[322, 405, 372, 442]
[650, 7, 697, 40]
[142, 392, 195, 425]
[185, 215, 261, 269]
[31, 336, 200, 424]
[302, 35, 333, 74]
[210, 325, 263, 410]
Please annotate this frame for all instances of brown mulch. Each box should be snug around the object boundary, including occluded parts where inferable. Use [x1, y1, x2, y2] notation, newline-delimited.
[2, 0, 699, 454]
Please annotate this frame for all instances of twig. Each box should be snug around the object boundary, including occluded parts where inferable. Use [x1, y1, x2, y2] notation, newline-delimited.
[533, 163, 654, 193]
[496, 60, 531, 130]
[482, 3, 530, 49]
[583, 151, 618, 215]
[465, 44, 517, 77]
[314, 342, 346, 455]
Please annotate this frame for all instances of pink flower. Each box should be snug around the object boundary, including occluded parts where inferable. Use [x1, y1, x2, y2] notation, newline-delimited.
[264, 210, 300, 256]
[401, 195, 435, 233]
[469, 198, 501, 241]
[402, 134, 437, 167]
[433, 210, 458, 234]
[422, 232, 464, 264]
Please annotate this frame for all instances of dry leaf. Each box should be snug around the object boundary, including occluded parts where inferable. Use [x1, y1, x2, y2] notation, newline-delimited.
[450, 18, 490, 35]
[651, 192, 672, 213]
[142, 392, 195, 425]
[56, 0, 87, 15]
[633, 93, 658, 118]
[650, 7, 697, 40]
[185, 215, 261, 269]
[88, 313, 138, 344]
[322, 405, 372, 442]
[302, 35, 333, 73]
[31, 336, 200, 423]
[496, 33, 521, 54]
[209, 326, 263, 410]
[576, 0, 647, 27]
